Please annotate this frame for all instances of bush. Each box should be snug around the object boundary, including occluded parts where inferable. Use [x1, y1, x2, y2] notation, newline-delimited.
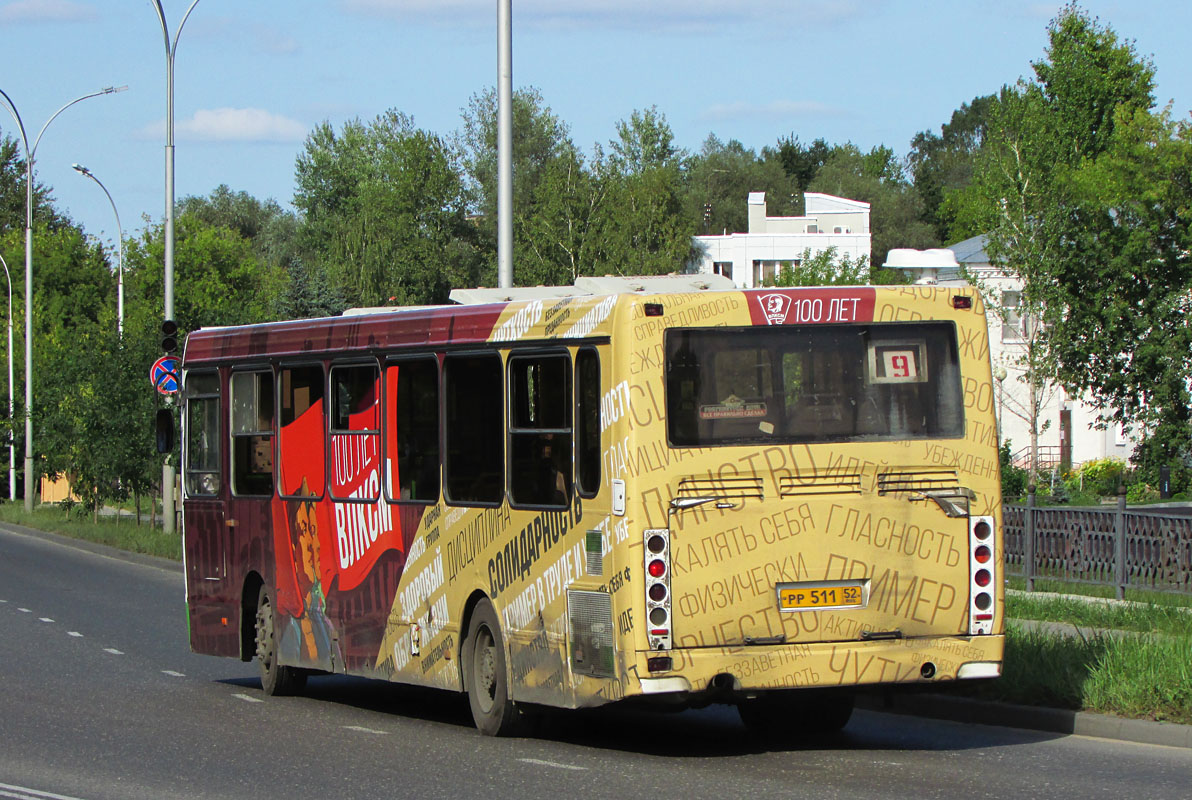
[1071, 458, 1126, 497]
[1000, 441, 1028, 499]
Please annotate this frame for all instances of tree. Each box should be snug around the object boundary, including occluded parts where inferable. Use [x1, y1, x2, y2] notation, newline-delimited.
[908, 94, 998, 242]
[772, 247, 870, 287]
[591, 108, 696, 275]
[0, 132, 71, 237]
[681, 134, 799, 236]
[808, 143, 938, 272]
[295, 111, 473, 306]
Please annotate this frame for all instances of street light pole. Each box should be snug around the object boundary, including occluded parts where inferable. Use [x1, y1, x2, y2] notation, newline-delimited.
[497, 0, 513, 289]
[0, 253, 13, 501]
[72, 164, 124, 336]
[152, 0, 202, 535]
[0, 85, 128, 513]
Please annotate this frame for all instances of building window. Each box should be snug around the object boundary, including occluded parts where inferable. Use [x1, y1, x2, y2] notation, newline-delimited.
[806, 224, 819, 234]
[833, 226, 850, 234]
[1001, 290, 1025, 341]
[753, 260, 780, 286]
[712, 261, 733, 280]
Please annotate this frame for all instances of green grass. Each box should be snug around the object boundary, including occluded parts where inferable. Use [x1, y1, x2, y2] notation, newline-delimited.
[1006, 593, 1192, 635]
[1007, 574, 1192, 607]
[0, 501, 182, 561]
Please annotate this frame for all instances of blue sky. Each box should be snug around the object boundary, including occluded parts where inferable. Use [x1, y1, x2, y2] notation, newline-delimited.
[1, 0, 1189, 251]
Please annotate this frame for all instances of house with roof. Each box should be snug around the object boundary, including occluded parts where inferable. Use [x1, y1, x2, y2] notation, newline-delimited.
[691, 192, 871, 288]
[885, 236, 1133, 471]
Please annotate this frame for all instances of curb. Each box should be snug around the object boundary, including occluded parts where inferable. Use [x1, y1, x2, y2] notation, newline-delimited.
[0, 518, 183, 573]
[858, 692, 1192, 749]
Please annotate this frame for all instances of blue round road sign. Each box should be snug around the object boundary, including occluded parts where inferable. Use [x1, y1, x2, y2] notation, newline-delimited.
[151, 355, 180, 395]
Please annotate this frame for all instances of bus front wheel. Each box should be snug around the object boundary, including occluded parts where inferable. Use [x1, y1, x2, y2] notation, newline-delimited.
[255, 585, 306, 696]
[463, 598, 528, 736]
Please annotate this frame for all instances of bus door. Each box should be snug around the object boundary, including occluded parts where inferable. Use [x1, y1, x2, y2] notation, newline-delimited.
[182, 370, 238, 656]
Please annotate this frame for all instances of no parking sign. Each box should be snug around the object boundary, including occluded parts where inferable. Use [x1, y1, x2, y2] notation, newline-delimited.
[150, 355, 180, 395]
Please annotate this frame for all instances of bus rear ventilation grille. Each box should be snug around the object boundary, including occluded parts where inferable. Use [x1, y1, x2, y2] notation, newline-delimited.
[675, 476, 764, 500]
[877, 469, 960, 495]
[778, 473, 862, 496]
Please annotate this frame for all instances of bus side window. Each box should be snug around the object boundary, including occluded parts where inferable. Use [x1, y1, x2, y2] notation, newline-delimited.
[231, 370, 275, 497]
[184, 371, 221, 496]
[279, 365, 326, 498]
[444, 354, 503, 504]
[386, 358, 440, 503]
[575, 348, 600, 496]
[509, 354, 571, 508]
[329, 363, 380, 500]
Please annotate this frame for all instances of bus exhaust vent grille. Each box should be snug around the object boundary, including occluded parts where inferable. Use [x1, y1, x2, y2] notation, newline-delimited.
[778, 473, 862, 496]
[675, 476, 764, 500]
[568, 590, 615, 677]
[878, 470, 960, 494]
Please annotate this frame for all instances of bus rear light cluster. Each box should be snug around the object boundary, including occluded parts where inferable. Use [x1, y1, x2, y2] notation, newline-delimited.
[968, 516, 996, 635]
[644, 529, 672, 650]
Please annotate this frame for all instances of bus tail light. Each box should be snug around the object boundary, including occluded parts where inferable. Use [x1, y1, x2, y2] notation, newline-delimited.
[968, 516, 996, 634]
[644, 529, 672, 650]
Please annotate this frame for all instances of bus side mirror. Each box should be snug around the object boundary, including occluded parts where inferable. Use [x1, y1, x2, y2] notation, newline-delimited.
[156, 408, 175, 454]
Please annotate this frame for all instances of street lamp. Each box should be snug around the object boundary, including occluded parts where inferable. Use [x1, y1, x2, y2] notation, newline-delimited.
[0, 252, 13, 502]
[72, 164, 124, 336]
[152, 0, 203, 535]
[0, 84, 128, 512]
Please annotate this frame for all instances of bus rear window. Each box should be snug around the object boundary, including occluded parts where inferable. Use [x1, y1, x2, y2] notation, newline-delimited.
[666, 323, 964, 447]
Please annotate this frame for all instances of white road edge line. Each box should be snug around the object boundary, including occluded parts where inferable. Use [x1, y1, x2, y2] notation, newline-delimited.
[233, 693, 263, 704]
[517, 758, 588, 771]
[0, 782, 90, 800]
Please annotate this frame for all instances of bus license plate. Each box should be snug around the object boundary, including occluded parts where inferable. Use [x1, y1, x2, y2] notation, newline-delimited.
[777, 582, 866, 612]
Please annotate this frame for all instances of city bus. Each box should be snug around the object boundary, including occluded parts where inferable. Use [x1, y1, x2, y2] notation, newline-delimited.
[179, 274, 1004, 736]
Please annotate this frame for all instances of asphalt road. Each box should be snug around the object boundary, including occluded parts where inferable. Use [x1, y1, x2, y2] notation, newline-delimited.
[2, 524, 1190, 800]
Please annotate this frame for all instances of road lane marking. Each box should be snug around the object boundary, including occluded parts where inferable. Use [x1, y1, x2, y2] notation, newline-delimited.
[17, 608, 30, 613]
[162, 670, 185, 677]
[343, 725, 389, 735]
[0, 782, 90, 800]
[233, 693, 263, 703]
[517, 758, 588, 771]
[39, 617, 54, 623]
[68, 632, 83, 638]
[103, 648, 123, 655]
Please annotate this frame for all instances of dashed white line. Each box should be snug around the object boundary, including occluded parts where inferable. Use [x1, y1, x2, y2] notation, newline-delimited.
[343, 725, 389, 735]
[67, 632, 83, 638]
[0, 781, 90, 800]
[39, 617, 54, 623]
[17, 608, 30, 613]
[161, 670, 185, 677]
[233, 693, 263, 704]
[102, 648, 123, 655]
[517, 758, 588, 771]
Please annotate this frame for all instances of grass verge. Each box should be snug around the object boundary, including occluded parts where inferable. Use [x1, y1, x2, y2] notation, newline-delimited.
[967, 622, 1192, 724]
[0, 501, 182, 561]
[1006, 592, 1192, 635]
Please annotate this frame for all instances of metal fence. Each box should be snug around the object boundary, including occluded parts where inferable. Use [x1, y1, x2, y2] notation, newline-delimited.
[1004, 490, 1192, 597]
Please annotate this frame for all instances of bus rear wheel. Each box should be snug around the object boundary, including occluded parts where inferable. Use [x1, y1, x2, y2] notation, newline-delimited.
[464, 598, 528, 736]
[738, 690, 854, 739]
[255, 585, 306, 696]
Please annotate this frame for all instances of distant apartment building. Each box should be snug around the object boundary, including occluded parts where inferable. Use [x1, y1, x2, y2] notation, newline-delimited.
[885, 237, 1133, 470]
[691, 192, 871, 288]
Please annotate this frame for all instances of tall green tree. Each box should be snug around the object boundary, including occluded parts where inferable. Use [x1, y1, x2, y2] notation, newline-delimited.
[682, 135, 799, 236]
[295, 111, 473, 306]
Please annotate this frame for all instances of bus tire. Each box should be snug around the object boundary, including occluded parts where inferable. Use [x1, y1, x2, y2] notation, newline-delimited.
[463, 598, 527, 736]
[255, 585, 306, 696]
[738, 690, 854, 738]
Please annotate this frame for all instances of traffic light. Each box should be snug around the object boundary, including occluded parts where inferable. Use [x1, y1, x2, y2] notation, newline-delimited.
[161, 319, 178, 353]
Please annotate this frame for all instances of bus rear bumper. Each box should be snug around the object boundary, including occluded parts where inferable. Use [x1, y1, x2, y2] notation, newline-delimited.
[631, 634, 1005, 698]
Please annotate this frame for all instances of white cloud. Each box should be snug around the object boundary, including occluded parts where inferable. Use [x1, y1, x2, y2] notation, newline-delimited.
[700, 100, 846, 122]
[341, 0, 869, 32]
[138, 108, 308, 143]
[0, 0, 96, 22]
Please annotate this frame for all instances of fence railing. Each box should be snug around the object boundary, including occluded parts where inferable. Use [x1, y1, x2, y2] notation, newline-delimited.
[1003, 488, 1192, 597]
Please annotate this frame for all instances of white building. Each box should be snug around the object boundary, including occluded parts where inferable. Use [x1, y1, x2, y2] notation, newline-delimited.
[692, 192, 871, 288]
[885, 238, 1133, 471]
